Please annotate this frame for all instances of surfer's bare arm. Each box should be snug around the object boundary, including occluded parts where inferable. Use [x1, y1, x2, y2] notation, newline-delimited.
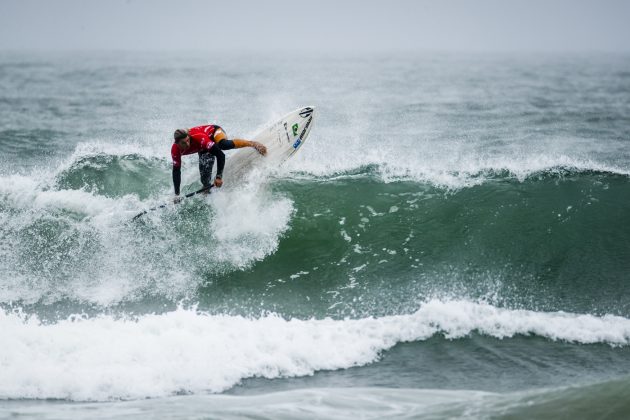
[218, 138, 267, 156]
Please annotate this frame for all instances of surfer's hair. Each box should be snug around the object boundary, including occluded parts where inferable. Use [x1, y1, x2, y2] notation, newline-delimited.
[173, 129, 189, 142]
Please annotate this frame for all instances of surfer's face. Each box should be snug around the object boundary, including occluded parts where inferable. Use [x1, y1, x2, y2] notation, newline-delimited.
[177, 136, 190, 151]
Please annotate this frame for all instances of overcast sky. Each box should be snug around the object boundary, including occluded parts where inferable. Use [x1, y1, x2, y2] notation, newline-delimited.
[1, 0, 629, 53]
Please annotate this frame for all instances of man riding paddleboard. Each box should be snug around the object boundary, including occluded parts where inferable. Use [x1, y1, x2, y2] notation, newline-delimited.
[171, 125, 266, 201]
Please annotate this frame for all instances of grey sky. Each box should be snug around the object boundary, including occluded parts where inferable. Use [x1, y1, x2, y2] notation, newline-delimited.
[1, 0, 629, 52]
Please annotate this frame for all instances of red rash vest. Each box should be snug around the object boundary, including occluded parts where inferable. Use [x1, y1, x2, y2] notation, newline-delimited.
[171, 125, 219, 168]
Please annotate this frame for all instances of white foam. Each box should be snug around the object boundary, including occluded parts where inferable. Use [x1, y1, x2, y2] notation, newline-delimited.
[1, 299, 629, 401]
[0, 173, 143, 220]
[282, 141, 630, 188]
[69, 141, 166, 162]
[209, 179, 294, 268]
[0, 164, 294, 305]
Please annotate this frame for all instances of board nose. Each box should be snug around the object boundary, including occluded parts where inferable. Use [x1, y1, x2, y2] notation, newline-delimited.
[299, 106, 315, 119]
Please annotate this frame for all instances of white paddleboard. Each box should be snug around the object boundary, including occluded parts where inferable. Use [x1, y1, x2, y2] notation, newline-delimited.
[224, 106, 316, 179]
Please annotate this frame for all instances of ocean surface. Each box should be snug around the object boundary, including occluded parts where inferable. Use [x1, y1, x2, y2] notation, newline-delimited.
[1, 51, 629, 419]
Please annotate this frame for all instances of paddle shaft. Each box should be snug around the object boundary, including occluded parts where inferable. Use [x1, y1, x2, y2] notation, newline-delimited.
[131, 185, 214, 221]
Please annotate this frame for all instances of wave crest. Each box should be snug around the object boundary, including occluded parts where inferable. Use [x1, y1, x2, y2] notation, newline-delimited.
[2, 299, 629, 401]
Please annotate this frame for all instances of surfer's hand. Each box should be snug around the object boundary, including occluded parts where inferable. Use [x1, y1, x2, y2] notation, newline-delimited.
[214, 177, 223, 188]
[254, 142, 267, 156]
[174, 196, 182, 204]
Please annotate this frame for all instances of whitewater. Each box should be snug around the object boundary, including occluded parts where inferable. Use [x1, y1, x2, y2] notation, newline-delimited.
[1, 51, 630, 419]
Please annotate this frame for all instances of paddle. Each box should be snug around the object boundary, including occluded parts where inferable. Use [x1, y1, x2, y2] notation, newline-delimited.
[131, 185, 214, 221]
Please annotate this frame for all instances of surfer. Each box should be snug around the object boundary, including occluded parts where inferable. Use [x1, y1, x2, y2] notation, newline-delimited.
[171, 125, 267, 201]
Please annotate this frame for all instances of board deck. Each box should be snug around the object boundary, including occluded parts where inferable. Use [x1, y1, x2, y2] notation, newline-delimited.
[224, 106, 316, 180]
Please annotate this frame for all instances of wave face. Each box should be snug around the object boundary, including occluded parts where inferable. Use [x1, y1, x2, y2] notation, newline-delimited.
[1, 52, 630, 415]
[2, 165, 628, 317]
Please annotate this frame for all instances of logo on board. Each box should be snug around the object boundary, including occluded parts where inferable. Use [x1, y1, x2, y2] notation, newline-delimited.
[299, 107, 313, 118]
[292, 115, 313, 149]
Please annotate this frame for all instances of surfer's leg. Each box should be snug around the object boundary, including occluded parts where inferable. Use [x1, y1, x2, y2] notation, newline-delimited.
[198, 151, 215, 188]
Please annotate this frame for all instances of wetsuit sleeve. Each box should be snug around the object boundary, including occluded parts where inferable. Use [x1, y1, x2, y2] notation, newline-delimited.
[171, 143, 182, 195]
[171, 143, 182, 168]
[217, 139, 235, 150]
[209, 144, 225, 178]
[172, 167, 181, 195]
